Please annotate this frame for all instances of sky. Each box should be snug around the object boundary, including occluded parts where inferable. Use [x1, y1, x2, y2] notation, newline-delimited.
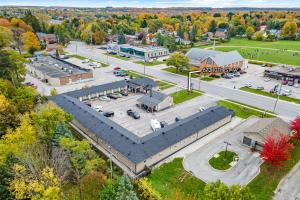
[1, 0, 300, 8]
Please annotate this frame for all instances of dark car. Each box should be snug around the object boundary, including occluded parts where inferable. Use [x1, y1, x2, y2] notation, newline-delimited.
[120, 90, 128, 96]
[102, 111, 114, 117]
[160, 121, 168, 128]
[175, 117, 181, 122]
[127, 109, 140, 119]
[107, 93, 118, 99]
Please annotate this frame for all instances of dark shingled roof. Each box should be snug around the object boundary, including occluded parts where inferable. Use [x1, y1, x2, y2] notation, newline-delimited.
[137, 91, 168, 107]
[50, 91, 233, 164]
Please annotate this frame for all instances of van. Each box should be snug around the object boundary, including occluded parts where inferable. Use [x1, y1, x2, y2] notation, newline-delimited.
[151, 119, 161, 131]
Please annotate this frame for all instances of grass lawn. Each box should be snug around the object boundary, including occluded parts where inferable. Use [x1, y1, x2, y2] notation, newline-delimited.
[148, 158, 206, 199]
[105, 53, 130, 61]
[217, 100, 274, 119]
[70, 54, 86, 60]
[216, 46, 300, 66]
[201, 76, 215, 81]
[134, 60, 165, 66]
[163, 67, 200, 78]
[209, 151, 238, 170]
[171, 90, 202, 104]
[240, 87, 300, 105]
[218, 38, 300, 51]
[248, 142, 300, 200]
[156, 80, 175, 90]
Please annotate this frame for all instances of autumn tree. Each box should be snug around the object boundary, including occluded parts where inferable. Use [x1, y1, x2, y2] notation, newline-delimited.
[132, 177, 162, 200]
[204, 180, 255, 200]
[281, 21, 298, 39]
[115, 174, 139, 200]
[166, 52, 189, 73]
[21, 31, 41, 54]
[245, 26, 255, 40]
[0, 26, 13, 49]
[0, 95, 20, 136]
[261, 130, 293, 167]
[93, 30, 105, 45]
[291, 116, 300, 142]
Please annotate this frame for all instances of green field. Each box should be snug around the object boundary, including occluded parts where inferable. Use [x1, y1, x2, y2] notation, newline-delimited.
[171, 90, 202, 104]
[218, 38, 300, 51]
[148, 158, 206, 199]
[217, 100, 274, 119]
[248, 141, 300, 200]
[209, 151, 238, 170]
[240, 87, 300, 105]
[216, 46, 300, 66]
[134, 60, 164, 66]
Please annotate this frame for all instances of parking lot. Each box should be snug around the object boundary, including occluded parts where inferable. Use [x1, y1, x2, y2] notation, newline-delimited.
[211, 64, 300, 99]
[89, 91, 218, 137]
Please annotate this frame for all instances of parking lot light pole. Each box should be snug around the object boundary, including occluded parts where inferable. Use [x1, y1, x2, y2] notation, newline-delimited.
[224, 141, 231, 160]
[273, 83, 282, 113]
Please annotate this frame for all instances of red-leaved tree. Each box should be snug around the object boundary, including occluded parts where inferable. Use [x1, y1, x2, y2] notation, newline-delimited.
[261, 129, 293, 167]
[291, 116, 300, 141]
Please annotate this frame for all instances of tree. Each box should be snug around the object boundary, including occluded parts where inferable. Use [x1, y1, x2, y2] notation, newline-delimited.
[281, 21, 298, 39]
[0, 95, 20, 135]
[208, 20, 217, 33]
[166, 52, 189, 73]
[291, 116, 300, 142]
[115, 175, 139, 200]
[21, 31, 41, 54]
[50, 88, 58, 96]
[141, 35, 147, 45]
[59, 137, 105, 200]
[0, 50, 27, 87]
[252, 31, 264, 41]
[261, 130, 293, 167]
[99, 179, 118, 200]
[246, 27, 255, 40]
[132, 177, 161, 200]
[22, 10, 41, 32]
[204, 180, 255, 200]
[0, 26, 13, 49]
[118, 32, 126, 44]
[93, 30, 104, 45]
[163, 35, 176, 53]
[9, 164, 61, 200]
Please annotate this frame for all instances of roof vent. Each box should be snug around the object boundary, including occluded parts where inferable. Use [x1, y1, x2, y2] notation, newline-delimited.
[211, 110, 214, 112]
[142, 142, 145, 144]
[162, 132, 165, 135]
[110, 127, 114, 130]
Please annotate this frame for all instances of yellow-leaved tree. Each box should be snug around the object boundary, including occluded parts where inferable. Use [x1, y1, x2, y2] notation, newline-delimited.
[21, 31, 41, 54]
[10, 164, 61, 200]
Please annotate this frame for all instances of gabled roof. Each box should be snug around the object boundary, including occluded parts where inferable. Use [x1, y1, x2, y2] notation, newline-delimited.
[186, 48, 244, 67]
[50, 87, 234, 164]
[137, 91, 169, 107]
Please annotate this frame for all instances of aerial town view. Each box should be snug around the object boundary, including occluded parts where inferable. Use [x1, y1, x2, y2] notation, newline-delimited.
[0, 0, 300, 199]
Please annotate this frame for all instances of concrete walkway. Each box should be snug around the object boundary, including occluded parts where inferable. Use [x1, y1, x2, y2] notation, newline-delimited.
[273, 162, 300, 200]
[183, 117, 263, 186]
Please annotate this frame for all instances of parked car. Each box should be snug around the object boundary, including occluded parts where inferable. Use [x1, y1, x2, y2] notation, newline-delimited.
[82, 59, 89, 64]
[264, 78, 271, 82]
[93, 105, 103, 112]
[233, 72, 240, 77]
[102, 111, 114, 117]
[25, 82, 35, 86]
[85, 102, 92, 107]
[107, 93, 119, 99]
[115, 70, 128, 77]
[120, 90, 128, 96]
[160, 121, 168, 128]
[288, 81, 294, 86]
[245, 83, 252, 88]
[222, 74, 232, 79]
[261, 64, 267, 67]
[114, 67, 121, 71]
[293, 83, 300, 88]
[151, 119, 161, 131]
[99, 96, 111, 101]
[239, 70, 247, 74]
[282, 80, 288, 85]
[127, 109, 140, 119]
[113, 93, 123, 98]
[199, 107, 206, 112]
[256, 86, 264, 90]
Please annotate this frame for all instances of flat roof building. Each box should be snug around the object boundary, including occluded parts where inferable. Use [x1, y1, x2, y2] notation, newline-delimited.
[186, 48, 245, 74]
[119, 45, 169, 61]
[50, 78, 234, 176]
[264, 65, 300, 85]
[27, 55, 93, 86]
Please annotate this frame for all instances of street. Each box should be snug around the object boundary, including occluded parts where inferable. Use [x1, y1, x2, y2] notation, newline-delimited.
[65, 41, 300, 120]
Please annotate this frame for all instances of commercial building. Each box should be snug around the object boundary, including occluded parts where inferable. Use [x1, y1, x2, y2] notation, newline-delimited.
[264, 65, 300, 85]
[137, 90, 173, 112]
[242, 116, 291, 151]
[50, 78, 234, 176]
[186, 48, 245, 74]
[36, 33, 58, 51]
[119, 45, 169, 61]
[27, 55, 93, 86]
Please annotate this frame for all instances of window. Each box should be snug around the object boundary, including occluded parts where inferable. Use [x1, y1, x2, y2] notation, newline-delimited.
[207, 58, 212, 65]
[243, 136, 252, 146]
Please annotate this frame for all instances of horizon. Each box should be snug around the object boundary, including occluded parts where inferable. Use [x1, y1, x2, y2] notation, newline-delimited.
[1, 0, 300, 8]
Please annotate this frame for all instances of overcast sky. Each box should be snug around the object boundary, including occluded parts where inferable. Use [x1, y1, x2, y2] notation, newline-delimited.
[1, 0, 300, 8]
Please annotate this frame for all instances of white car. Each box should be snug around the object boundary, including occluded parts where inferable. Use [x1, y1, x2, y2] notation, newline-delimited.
[199, 107, 206, 112]
[264, 78, 271, 82]
[99, 96, 111, 101]
[93, 105, 103, 112]
[293, 84, 300, 88]
[245, 83, 252, 87]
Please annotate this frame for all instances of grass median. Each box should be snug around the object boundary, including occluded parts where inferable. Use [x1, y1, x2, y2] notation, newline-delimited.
[240, 87, 300, 105]
[171, 90, 202, 104]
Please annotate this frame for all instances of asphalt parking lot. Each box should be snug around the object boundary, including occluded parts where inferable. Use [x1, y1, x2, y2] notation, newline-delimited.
[90, 91, 218, 137]
[211, 64, 300, 99]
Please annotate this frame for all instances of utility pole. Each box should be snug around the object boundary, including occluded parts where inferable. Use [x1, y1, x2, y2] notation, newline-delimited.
[213, 39, 216, 51]
[273, 83, 282, 113]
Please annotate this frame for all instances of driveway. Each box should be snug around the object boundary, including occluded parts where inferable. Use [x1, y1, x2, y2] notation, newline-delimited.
[183, 117, 263, 186]
[273, 162, 300, 200]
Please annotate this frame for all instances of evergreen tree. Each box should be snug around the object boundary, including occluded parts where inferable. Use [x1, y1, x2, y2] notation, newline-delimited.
[115, 175, 139, 200]
[118, 32, 126, 44]
[23, 10, 41, 32]
[52, 123, 73, 146]
[208, 20, 217, 33]
[177, 24, 184, 39]
[140, 19, 148, 28]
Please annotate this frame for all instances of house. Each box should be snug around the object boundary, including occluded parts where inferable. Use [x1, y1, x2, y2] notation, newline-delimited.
[242, 117, 291, 151]
[137, 90, 173, 112]
[186, 48, 245, 74]
[36, 33, 58, 51]
[260, 25, 267, 31]
[175, 36, 191, 45]
[214, 28, 228, 39]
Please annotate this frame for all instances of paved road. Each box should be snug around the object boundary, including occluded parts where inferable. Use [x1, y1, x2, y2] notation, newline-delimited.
[184, 117, 263, 186]
[65, 42, 300, 119]
[274, 162, 300, 200]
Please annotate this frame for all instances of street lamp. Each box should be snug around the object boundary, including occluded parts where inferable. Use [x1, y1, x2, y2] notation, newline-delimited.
[273, 83, 283, 113]
[224, 141, 231, 160]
